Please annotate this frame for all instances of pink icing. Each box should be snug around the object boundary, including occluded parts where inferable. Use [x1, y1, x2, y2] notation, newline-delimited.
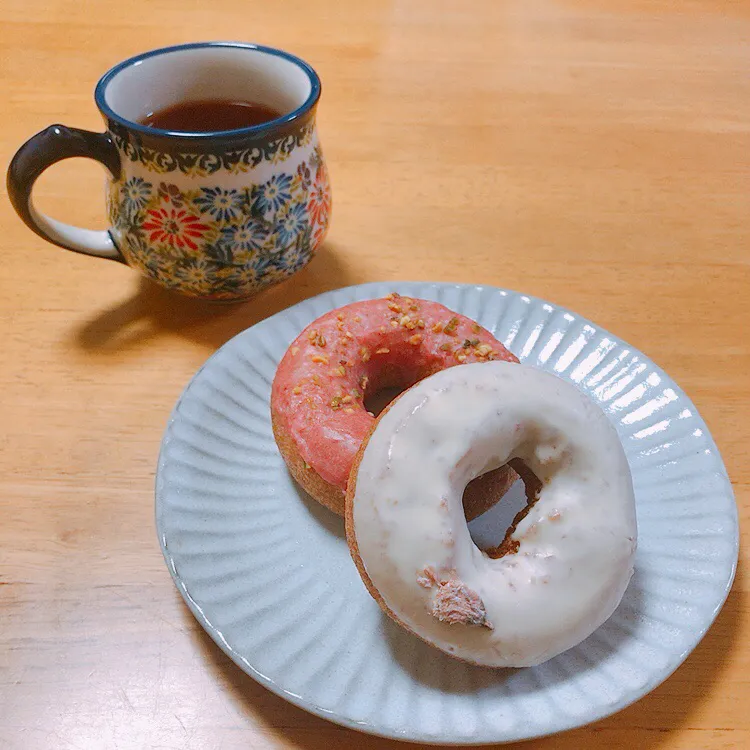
[271, 295, 518, 490]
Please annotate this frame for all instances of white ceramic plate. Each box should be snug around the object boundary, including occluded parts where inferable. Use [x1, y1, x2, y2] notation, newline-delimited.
[156, 282, 738, 745]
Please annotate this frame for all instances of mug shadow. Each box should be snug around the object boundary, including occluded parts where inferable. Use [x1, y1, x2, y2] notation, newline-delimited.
[73, 241, 359, 354]
[181, 559, 743, 750]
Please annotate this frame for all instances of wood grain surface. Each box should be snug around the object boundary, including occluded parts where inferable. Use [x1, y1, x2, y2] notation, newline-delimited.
[1, 1, 748, 748]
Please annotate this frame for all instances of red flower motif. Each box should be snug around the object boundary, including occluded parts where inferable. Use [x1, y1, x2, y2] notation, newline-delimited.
[142, 206, 208, 251]
[307, 178, 331, 229]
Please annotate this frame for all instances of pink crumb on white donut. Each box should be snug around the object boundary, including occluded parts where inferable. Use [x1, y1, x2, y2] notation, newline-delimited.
[417, 566, 492, 629]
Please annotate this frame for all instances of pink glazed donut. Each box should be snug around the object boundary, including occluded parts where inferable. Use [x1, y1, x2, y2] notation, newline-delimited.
[271, 294, 519, 515]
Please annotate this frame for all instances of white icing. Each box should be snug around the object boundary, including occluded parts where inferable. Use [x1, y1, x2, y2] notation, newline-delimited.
[350, 361, 637, 667]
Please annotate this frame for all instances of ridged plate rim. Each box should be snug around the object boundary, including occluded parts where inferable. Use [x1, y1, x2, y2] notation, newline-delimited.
[155, 281, 738, 745]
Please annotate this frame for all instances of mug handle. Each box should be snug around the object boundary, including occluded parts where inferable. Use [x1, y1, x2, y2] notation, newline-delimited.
[7, 124, 126, 263]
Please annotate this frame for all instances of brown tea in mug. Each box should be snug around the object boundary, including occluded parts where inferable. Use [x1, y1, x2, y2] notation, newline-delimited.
[140, 99, 283, 131]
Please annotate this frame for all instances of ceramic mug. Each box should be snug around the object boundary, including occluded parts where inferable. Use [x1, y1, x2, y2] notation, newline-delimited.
[7, 42, 331, 301]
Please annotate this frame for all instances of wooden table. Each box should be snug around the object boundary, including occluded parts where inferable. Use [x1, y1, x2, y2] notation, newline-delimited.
[1, 1, 748, 748]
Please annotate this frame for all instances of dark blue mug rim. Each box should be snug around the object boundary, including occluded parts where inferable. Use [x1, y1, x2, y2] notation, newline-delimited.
[94, 41, 322, 141]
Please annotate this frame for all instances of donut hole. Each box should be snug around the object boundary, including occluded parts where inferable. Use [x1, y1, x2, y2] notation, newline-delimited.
[363, 385, 405, 418]
[465, 459, 542, 558]
[362, 363, 432, 417]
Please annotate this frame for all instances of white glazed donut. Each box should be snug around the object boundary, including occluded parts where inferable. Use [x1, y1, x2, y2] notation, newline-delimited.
[345, 361, 637, 668]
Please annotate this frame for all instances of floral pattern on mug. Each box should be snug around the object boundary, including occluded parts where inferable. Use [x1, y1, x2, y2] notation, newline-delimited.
[252, 173, 293, 215]
[193, 186, 244, 222]
[142, 206, 209, 251]
[106, 146, 331, 299]
[121, 176, 153, 216]
[308, 162, 332, 246]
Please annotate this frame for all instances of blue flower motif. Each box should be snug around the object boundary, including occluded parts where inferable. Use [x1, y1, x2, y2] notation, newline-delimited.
[287, 241, 313, 273]
[124, 230, 151, 263]
[274, 201, 308, 248]
[250, 252, 274, 274]
[252, 173, 292, 216]
[122, 177, 152, 215]
[193, 186, 243, 223]
[221, 218, 269, 255]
